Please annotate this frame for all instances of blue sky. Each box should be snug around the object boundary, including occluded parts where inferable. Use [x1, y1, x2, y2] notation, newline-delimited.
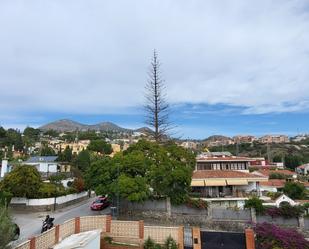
[0, 1, 309, 139]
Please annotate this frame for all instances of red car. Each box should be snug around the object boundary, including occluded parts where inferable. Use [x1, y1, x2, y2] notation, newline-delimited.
[90, 196, 110, 211]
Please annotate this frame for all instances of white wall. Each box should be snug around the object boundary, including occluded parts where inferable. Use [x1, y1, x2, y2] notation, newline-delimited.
[10, 191, 88, 206]
[25, 162, 58, 173]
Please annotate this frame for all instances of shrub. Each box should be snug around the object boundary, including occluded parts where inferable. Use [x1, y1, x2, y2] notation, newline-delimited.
[283, 182, 306, 199]
[0, 206, 15, 249]
[254, 222, 309, 249]
[72, 178, 85, 192]
[144, 237, 156, 249]
[164, 236, 177, 249]
[269, 173, 286, 179]
[265, 204, 304, 218]
[0, 165, 41, 198]
[266, 192, 282, 200]
[48, 173, 67, 183]
[104, 236, 113, 244]
[186, 198, 208, 209]
[244, 197, 264, 214]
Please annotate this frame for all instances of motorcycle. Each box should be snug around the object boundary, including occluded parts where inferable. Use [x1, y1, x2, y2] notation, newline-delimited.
[41, 216, 54, 233]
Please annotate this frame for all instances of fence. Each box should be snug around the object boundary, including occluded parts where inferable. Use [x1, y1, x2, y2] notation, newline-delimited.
[14, 215, 182, 249]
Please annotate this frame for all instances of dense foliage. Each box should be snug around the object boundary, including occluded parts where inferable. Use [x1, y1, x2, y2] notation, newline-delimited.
[0, 165, 42, 198]
[0, 165, 82, 199]
[269, 173, 286, 179]
[254, 222, 309, 249]
[88, 139, 112, 155]
[185, 198, 208, 209]
[144, 236, 178, 249]
[244, 197, 265, 214]
[265, 203, 304, 218]
[0, 206, 15, 249]
[85, 140, 195, 204]
[283, 182, 307, 199]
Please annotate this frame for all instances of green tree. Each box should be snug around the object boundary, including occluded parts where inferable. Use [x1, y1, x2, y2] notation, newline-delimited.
[57, 146, 73, 162]
[86, 140, 195, 204]
[283, 182, 306, 199]
[0, 206, 15, 249]
[284, 154, 303, 170]
[40, 145, 56, 156]
[74, 150, 91, 172]
[23, 127, 40, 140]
[88, 140, 112, 155]
[244, 197, 265, 214]
[0, 165, 42, 198]
[0, 191, 13, 207]
[85, 157, 116, 195]
[43, 130, 59, 137]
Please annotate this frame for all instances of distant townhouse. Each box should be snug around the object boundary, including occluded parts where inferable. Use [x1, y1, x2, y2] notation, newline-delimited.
[291, 134, 309, 142]
[55, 140, 90, 154]
[259, 135, 289, 144]
[249, 157, 284, 169]
[191, 154, 267, 208]
[233, 135, 257, 144]
[180, 141, 198, 150]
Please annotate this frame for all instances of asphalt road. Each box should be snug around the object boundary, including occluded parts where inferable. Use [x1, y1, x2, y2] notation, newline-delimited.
[10, 197, 111, 245]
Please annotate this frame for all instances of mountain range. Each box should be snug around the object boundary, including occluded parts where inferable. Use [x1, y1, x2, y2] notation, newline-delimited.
[39, 119, 152, 133]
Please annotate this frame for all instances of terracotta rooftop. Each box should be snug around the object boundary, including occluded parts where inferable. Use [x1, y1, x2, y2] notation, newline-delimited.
[255, 169, 296, 177]
[260, 179, 286, 187]
[192, 170, 266, 179]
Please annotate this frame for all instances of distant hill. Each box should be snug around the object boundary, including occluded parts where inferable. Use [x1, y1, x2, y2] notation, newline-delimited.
[203, 135, 232, 142]
[39, 119, 144, 133]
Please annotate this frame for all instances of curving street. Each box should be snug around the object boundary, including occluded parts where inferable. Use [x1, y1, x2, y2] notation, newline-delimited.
[10, 197, 111, 245]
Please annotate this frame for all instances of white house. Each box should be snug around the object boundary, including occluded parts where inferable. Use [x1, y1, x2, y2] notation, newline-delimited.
[263, 194, 298, 207]
[24, 156, 58, 173]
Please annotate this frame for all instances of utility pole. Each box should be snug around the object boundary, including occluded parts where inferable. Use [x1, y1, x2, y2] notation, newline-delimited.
[117, 163, 120, 218]
[267, 143, 271, 163]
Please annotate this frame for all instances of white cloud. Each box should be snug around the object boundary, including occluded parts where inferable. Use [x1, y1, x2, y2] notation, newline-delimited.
[0, 0, 309, 119]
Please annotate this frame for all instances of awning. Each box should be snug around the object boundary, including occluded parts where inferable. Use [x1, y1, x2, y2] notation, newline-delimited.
[191, 180, 205, 187]
[226, 179, 248, 185]
[205, 180, 226, 186]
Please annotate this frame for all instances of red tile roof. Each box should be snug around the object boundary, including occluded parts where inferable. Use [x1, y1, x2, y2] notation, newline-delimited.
[256, 169, 296, 177]
[192, 170, 266, 179]
[260, 179, 286, 187]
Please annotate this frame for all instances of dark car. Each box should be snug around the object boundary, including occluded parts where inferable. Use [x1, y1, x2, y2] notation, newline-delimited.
[90, 196, 110, 211]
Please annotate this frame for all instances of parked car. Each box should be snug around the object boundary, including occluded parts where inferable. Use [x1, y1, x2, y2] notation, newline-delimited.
[90, 196, 110, 211]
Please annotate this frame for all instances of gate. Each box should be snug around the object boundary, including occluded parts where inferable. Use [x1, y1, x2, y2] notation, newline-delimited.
[184, 227, 193, 249]
[200, 231, 245, 249]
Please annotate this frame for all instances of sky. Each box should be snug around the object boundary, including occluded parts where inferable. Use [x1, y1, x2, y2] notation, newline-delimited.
[0, 0, 309, 139]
